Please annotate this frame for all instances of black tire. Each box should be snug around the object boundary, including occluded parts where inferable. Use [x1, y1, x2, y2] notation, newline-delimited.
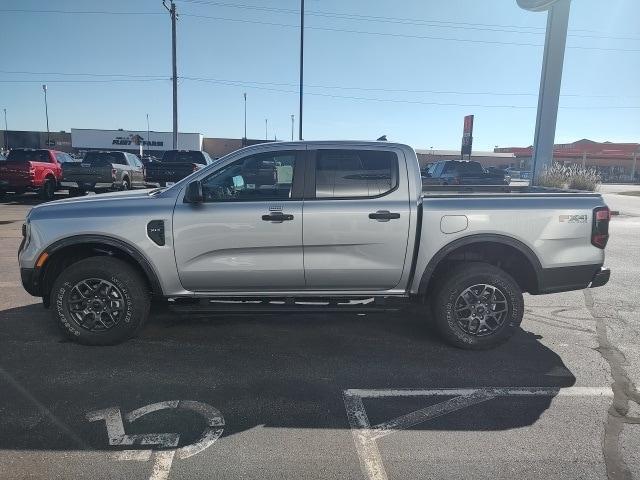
[68, 188, 86, 197]
[431, 262, 523, 350]
[121, 178, 130, 191]
[51, 256, 150, 345]
[40, 178, 56, 200]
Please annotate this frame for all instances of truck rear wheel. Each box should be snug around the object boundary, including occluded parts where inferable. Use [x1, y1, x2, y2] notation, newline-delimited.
[50, 257, 150, 345]
[431, 262, 523, 350]
[40, 178, 56, 200]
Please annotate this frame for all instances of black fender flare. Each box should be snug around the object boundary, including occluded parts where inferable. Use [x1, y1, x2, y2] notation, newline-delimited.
[417, 233, 543, 295]
[41, 234, 163, 295]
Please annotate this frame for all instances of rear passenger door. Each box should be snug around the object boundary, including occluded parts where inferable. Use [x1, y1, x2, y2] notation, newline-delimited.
[302, 148, 411, 291]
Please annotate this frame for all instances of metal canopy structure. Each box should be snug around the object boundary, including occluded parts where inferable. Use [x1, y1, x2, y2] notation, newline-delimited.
[517, 0, 572, 184]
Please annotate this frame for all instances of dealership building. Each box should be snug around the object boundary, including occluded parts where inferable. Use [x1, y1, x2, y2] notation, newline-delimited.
[1, 128, 268, 160]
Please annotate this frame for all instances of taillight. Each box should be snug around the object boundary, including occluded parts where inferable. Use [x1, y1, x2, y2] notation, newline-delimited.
[591, 206, 610, 249]
[111, 168, 117, 180]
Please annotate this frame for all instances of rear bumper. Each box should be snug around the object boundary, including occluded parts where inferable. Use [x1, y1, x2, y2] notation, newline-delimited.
[60, 181, 115, 190]
[0, 179, 38, 190]
[590, 267, 610, 288]
[536, 264, 610, 294]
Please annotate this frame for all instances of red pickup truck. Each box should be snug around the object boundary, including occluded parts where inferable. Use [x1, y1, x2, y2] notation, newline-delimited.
[0, 149, 73, 200]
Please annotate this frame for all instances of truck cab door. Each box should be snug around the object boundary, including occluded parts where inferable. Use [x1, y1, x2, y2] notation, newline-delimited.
[302, 148, 411, 291]
[173, 148, 306, 292]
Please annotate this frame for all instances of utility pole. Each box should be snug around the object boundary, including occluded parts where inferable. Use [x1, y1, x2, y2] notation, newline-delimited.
[243, 92, 247, 143]
[291, 114, 294, 141]
[265, 118, 268, 140]
[42, 84, 50, 146]
[163, 0, 178, 149]
[298, 0, 304, 140]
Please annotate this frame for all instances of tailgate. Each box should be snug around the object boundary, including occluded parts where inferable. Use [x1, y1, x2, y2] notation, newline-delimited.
[0, 161, 31, 184]
[62, 163, 110, 182]
[145, 163, 195, 182]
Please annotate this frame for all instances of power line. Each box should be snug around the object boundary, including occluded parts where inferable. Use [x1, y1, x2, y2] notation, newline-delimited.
[0, 8, 163, 16]
[1, 70, 636, 99]
[0, 70, 167, 79]
[2, 7, 639, 45]
[183, 77, 640, 109]
[180, 14, 640, 52]
[176, 0, 640, 40]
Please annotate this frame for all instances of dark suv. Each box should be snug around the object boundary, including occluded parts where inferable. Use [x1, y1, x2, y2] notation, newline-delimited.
[145, 150, 214, 187]
[422, 160, 508, 186]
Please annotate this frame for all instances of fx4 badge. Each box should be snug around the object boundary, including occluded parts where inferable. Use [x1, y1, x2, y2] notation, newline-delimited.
[559, 214, 588, 223]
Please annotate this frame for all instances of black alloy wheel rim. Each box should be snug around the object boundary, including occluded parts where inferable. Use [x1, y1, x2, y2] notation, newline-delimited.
[454, 283, 509, 336]
[67, 278, 126, 332]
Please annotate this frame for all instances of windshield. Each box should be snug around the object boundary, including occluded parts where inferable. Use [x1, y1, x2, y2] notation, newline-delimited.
[6, 149, 50, 163]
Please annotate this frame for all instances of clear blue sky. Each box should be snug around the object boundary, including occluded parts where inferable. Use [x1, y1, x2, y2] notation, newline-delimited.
[1, 0, 638, 150]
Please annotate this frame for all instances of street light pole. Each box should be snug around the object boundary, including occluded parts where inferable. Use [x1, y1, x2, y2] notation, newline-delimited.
[291, 114, 294, 141]
[42, 84, 50, 147]
[3, 108, 7, 150]
[146, 113, 150, 155]
[243, 93, 247, 143]
[265, 118, 268, 141]
[298, 0, 304, 140]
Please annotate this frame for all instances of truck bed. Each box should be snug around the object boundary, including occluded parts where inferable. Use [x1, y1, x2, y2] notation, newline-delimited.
[421, 184, 602, 197]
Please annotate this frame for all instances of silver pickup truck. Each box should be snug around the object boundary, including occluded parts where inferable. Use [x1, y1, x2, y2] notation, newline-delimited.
[18, 141, 611, 349]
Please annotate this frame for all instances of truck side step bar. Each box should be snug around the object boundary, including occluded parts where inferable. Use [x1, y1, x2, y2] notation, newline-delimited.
[166, 296, 405, 314]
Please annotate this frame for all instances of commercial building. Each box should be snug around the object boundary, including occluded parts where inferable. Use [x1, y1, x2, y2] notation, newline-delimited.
[495, 139, 640, 182]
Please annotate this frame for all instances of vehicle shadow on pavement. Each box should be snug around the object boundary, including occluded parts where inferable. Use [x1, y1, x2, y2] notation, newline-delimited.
[0, 303, 575, 452]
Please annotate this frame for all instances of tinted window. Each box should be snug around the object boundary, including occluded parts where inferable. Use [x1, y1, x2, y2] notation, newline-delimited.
[83, 152, 125, 166]
[201, 152, 297, 202]
[456, 162, 484, 174]
[315, 150, 397, 199]
[162, 150, 206, 164]
[7, 149, 50, 163]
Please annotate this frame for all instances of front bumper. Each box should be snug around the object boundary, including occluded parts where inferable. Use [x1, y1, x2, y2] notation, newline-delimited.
[20, 267, 41, 296]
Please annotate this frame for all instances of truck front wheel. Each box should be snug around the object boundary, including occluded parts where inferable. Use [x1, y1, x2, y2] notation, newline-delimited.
[50, 257, 150, 345]
[431, 263, 523, 350]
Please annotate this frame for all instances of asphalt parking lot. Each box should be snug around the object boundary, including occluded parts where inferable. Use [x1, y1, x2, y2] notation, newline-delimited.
[1, 186, 639, 480]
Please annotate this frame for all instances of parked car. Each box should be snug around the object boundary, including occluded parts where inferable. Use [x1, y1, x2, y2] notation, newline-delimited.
[19, 141, 611, 349]
[423, 160, 509, 186]
[0, 148, 72, 199]
[61, 151, 146, 195]
[145, 150, 214, 187]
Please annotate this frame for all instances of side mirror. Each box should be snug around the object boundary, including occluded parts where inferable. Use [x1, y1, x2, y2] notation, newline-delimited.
[184, 180, 204, 203]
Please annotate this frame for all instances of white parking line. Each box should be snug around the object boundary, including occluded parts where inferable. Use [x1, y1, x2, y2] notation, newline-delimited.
[343, 387, 613, 480]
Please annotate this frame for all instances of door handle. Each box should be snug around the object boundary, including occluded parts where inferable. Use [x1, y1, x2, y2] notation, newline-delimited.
[369, 210, 400, 221]
[262, 212, 294, 222]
